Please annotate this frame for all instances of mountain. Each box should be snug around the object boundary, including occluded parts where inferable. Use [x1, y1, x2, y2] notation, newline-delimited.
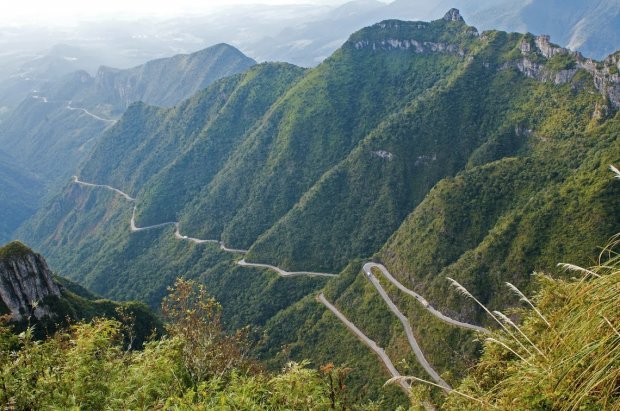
[76, 43, 257, 115]
[18, 10, 620, 405]
[512, 0, 620, 59]
[0, 151, 42, 244]
[245, 0, 620, 66]
[0, 43, 256, 191]
[0, 44, 255, 177]
[0, 44, 103, 120]
[382, 0, 620, 60]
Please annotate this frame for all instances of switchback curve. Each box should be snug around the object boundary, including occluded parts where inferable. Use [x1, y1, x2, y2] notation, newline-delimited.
[317, 293, 410, 393]
[363, 263, 452, 391]
[365, 263, 489, 334]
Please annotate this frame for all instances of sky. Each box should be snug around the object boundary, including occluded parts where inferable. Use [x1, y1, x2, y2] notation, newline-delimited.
[0, 0, 354, 25]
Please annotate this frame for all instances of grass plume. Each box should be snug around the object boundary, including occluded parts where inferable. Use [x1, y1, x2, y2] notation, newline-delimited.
[505, 282, 551, 327]
[447, 277, 533, 356]
[557, 263, 600, 278]
[443, 235, 620, 410]
[493, 310, 546, 358]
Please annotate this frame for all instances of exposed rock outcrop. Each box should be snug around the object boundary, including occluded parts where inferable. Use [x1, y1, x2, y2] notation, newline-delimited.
[443, 8, 464, 22]
[351, 11, 476, 56]
[504, 34, 620, 108]
[0, 242, 61, 321]
[353, 38, 466, 56]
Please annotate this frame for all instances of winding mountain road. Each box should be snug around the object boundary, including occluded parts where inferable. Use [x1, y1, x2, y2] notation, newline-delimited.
[363, 263, 452, 391]
[72, 177, 277, 263]
[31, 95, 117, 125]
[365, 263, 489, 334]
[66, 101, 117, 124]
[130, 206, 176, 232]
[317, 293, 411, 393]
[239, 260, 337, 277]
[72, 176, 135, 201]
[72, 175, 485, 393]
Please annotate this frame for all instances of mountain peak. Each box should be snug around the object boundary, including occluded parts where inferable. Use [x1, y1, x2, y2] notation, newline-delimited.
[0, 241, 34, 262]
[443, 8, 464, 23]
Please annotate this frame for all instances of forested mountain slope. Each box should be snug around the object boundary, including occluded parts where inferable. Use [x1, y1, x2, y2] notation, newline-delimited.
[18, 10, 620, 405]
[0, 151, 42, 244]
[0, 44, 256, 186]
[0, 44, 255, 243]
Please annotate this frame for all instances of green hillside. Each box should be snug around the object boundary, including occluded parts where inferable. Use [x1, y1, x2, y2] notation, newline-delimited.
[0, 151, 42, 243]
[17, 10, 620, 406]
[0, 44, 256, 190]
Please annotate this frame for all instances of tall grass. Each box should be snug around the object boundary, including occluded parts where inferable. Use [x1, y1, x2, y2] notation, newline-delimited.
[442, 235, 620, 410]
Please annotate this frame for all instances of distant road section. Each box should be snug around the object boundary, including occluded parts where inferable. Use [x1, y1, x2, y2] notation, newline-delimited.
[239, 260, 336, 277]
[72, 177, 317, 272]
[317, 293, 411, 394]
[72, 176, 135, 201]
[66, 101, 117, 124]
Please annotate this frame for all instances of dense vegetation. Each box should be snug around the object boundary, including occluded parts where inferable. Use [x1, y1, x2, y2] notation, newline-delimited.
[16, 12, 620, 405]
[0, 240, 33, 261]
[3, 242, 618, 410]
[0, 279, 383, 410]
[0, 151, 42, 243]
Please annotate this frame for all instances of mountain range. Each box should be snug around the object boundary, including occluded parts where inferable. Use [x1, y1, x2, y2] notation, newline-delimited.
[16, 9, 620, 405]
[0, 44, 255, 241]
[218, 0, 620, 66]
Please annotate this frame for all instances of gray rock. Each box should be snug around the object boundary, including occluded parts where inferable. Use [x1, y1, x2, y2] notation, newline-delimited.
[506, 34, 620, 108]
[0, 244, 61, 321]
[443, 8, 465, 23]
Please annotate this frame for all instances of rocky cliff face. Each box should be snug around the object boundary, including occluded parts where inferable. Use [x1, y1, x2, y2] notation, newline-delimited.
[0, 242, 61, 321]
[503, 33, 620, 108]
[349, 10, 477, 56]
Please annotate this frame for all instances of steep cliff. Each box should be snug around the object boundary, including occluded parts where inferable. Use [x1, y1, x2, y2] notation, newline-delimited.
[0, 241, 60, 321]
[506, 33, 620, 108]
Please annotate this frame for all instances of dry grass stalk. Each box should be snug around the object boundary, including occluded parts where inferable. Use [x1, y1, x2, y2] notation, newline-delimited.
[447, 277, 533, 356]
[493, 310, 546, 358]
[505, 282, 551, 327]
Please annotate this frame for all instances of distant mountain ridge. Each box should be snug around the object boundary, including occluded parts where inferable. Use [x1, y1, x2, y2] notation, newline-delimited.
[242, 0, 620, 66]
[0, 43, 256, 236]
[78, 43, 257, 115]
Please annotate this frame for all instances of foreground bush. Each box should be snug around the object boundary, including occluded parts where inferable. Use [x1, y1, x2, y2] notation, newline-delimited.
[0, 279, 378, 410]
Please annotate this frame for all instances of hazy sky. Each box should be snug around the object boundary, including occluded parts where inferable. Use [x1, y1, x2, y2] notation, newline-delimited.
[1, 0, 355, 25]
